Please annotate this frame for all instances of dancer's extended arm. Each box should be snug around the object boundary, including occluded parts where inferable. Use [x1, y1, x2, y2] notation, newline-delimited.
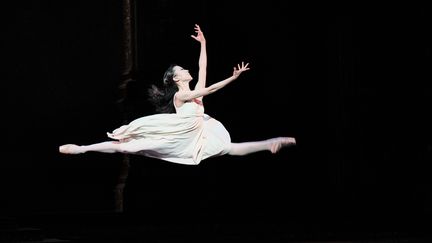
[176, 62, 250, 101]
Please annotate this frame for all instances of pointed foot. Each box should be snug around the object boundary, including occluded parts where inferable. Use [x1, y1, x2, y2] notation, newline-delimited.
[269, 137, 296, 154]
[59, 144, 83, 154]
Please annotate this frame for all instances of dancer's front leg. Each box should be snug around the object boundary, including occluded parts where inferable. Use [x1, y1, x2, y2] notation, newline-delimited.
[59, 141, 122, 154]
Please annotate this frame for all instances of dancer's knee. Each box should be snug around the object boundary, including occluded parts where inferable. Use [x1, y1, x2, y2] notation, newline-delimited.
[227, 143, 243, 156]
[118, 141, 142, 153]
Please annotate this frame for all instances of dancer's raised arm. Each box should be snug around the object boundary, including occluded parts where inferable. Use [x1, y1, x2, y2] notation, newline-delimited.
[191, 24, 207, 92]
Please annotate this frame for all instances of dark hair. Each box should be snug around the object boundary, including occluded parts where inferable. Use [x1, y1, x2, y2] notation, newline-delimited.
[147, 64, 179, 113]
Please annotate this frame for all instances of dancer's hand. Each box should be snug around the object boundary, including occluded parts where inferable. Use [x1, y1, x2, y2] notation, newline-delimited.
[191, 24, 206, 43]
[232, 62, 250, 79]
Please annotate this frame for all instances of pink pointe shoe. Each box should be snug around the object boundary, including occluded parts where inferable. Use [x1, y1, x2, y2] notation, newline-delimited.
[269, 137, 296, 154]
[59, 144, 82, 154]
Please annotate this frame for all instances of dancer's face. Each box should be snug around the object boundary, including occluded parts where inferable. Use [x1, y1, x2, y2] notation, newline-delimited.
[173, 66, 193, 82]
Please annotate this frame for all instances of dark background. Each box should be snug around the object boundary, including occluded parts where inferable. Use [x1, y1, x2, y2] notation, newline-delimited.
[4, 0, 432, 240]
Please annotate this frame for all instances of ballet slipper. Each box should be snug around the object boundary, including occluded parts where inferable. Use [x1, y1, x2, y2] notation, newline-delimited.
[59, 144, 83, 154]
[270, 137, 296, 154]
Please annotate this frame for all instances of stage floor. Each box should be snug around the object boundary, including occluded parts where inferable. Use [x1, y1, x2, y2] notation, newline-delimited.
[2, 211, 431, 243]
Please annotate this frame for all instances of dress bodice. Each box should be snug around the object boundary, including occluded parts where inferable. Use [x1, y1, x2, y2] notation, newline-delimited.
[174, 98, 204, 117]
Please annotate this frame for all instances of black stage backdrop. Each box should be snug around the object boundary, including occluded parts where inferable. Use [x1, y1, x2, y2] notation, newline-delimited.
[4, 0, 432, 236]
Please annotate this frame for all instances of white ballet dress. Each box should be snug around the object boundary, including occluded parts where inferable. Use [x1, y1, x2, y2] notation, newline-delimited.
[106, 97, 231, 165]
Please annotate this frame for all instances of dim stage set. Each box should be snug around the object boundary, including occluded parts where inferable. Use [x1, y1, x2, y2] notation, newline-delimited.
[3, 1, 432, 242]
